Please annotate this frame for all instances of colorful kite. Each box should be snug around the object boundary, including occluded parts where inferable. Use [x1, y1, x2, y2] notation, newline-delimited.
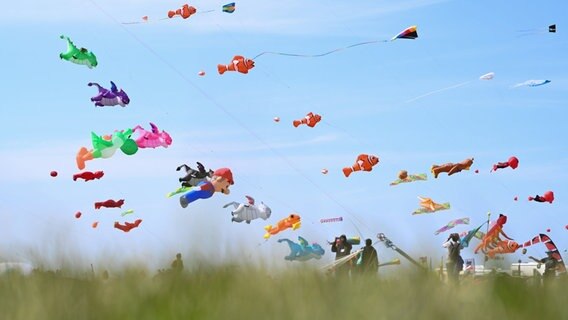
[278, 236, 325, 261]
[320, 217, 343, 223]
[491, 156, 519, 172]
[251, 26, 418, 60]
[218, 55, 255, 74]
[263, 214, 301, 239]
[522, 233, 566, 273]
[474, 214, 513, 255]
[76, 129, 139, 170]
[343, 154, 379, 177]
[114, 219, 142, 232]
[293, 112, 322, 128]
[513, 80, 551, 88]
[485, 240, 521, 258]
[168, 4, 197, 19]
[223, 196, 272, 223]
[389, 170, 427, 186]
[434, 218, 470, 235]
[460, 223, 486, 248]
[431, 158, 474, 178]
[59, 35, 98, 69]
[412, 196, 450, 215]
[88, 82, 130, 107]
[73, 171, 104, 182]
[528, 191, 554, 203]
[222, 2, 235, 13]
[179, 168, 234, 208]
[133, 122, 172, 149]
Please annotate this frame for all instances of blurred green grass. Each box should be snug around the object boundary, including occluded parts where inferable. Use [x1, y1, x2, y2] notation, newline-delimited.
[0, 266, 566, 320]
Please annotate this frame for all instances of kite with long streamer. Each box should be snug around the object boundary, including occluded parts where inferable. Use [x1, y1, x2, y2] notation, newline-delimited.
[251, 26, 418, 60]
[434, 217, 470, 235]
[122, 3, 231, 24]
[521, 233, 566, 273]
[512, 80, 551, 88]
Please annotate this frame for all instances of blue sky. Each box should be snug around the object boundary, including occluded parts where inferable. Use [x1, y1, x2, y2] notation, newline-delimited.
[0, 0, 566, 272]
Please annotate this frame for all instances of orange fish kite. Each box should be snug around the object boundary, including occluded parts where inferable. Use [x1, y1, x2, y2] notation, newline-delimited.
[263, 214, 301, 239]
[168, 4, 197, 19]
[293, 112, 322, 128]
[218, 55, 255, 75]
[343, 154, 379, 177]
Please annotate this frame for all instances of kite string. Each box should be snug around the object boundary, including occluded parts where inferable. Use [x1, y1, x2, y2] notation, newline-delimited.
[404, 80, 473, 104]
[252, 40, 389, 60]
[87, 0, 374, 238]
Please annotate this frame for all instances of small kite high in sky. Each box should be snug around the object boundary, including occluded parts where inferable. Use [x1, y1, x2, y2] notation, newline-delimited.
[491, 156, 519, 172]
[390, 170, 427, 186]
[513, 80, 551, 88]
[263, 214, 301, 239]
[343, 154, 379, 177]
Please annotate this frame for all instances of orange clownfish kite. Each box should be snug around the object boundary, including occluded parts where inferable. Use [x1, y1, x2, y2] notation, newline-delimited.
[168, 4, 197, 19]
[293, 112, 322, 128]
[218, 55, 255, 75]
[343, 154, 379, 177]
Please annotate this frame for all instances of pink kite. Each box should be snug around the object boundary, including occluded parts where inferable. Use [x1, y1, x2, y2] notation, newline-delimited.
[133, 122, 173, 149]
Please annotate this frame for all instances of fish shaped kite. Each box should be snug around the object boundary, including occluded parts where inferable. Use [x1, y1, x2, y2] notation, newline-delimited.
[218, 55, 255, 74]
[59, 35, 98, 69]
[434, 217, 470, 235]
[343, 154, 379, 177]
[491, 156, 519, 172]
[412, 196, 450, 215]
[390, 170, 427, 186]
[293, 112, 322, 128]
[474, 214, 513, 255]
[263, 214, 301, 239]
[168, 4, 197, 19]
[485, 240, 521, 258]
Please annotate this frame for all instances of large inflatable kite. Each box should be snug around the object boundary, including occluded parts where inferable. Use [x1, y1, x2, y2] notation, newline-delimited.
[491, 156, 519, 172]
[528, 191, 554, 203]
[218, 55, 255, 74]
[95, 199, 125, 209]
[133, 122, 172, 149]
[177, 162, 213, 187]
[278, 236, 325, 261]
[73, 171, 104, 182]
[179, 168, 234, 208]
[474, 214, 513, 255]
[263, 214, 301, 239]
[76, 129, 139, 170]
[293, 112, 322, 128]
[223, 196, 272, 223]
[343, 154, 379, 177]
[88, 82, 130, 107]
[431, 158, 474, 178]
[59, 35, 98, 69]
[114, 219, 143, 232]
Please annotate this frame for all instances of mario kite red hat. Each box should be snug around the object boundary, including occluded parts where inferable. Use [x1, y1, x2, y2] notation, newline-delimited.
[214, 168, 234, 185]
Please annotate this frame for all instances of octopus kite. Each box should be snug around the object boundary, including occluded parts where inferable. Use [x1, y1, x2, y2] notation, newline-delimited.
[263, 214, 301, 239]
[474, 214, 513, 255]
[293, 112, 322, 128]
[390, 170, 427, 186]
[431, 158, 474, 178]
[88, 82, 130, 107]
[528, 191, 554, 203]
[491, 156, 519, 172]
[412, 196, 450, 215]
[133, 122, 172, 149]
[277, 236, 325, 261]
[218, 55, 255, 74]
[59, 35, 98, 69]
[343, 154, 379, 177]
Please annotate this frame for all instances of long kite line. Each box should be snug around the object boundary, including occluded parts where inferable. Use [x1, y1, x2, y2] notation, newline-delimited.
[252, 25, 418, 60]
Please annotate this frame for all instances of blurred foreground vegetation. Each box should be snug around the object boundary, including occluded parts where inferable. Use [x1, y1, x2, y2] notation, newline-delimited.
[0, 265, 566, 320]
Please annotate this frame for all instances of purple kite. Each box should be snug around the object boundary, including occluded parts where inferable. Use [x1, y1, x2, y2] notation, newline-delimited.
[434, 217, 470, 235]
[88, 81, 130, 107]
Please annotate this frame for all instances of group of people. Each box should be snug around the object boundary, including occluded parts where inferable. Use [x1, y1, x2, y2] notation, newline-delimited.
[331, 235, 379, 277]
[443, 233, 560, 286]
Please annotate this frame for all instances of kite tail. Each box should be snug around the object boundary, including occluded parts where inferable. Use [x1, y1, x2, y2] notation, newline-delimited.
[252, 40, 388, 60]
